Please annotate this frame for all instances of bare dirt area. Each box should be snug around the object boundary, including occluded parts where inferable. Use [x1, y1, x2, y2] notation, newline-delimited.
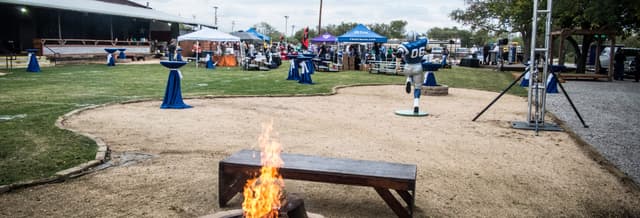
[1, 85, 639, 217]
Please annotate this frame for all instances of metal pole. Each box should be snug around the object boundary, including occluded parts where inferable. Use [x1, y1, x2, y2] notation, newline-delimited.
[540, 0, 553, 126]
[110, 16, 114, 40]
[550, 71, 589, 128]
[473, 70, 528, 121]
[57, 11, 62, 39]
[214, 6, 218, 28]
[196, 41, 199, 69]
[284, 16, 289, 42]
[318, 0, 323, 33]
[528, 0, 538, 123]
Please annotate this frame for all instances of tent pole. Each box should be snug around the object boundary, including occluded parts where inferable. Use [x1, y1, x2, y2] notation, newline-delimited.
[57, 11, 62, 39]
[197, 41, 199, 68]
[110, 16, 114, 41]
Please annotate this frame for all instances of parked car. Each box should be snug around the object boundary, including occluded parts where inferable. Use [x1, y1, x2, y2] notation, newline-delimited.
[599, 47, 639, 74]
[429, 46, 444, 63]
[455, 47, 470, 59]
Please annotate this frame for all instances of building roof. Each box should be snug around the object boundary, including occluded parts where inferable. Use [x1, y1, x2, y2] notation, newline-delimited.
[177, 28, 240, 42]
[0, 0, 214, 27]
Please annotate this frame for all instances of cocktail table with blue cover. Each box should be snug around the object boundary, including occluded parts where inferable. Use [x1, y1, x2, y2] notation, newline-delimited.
[160, 61, 192, 109]
[117, 48, 127, 60]
[203, 51, 215, 69]
[26, 49, 40, 72]
[296, 55, 314, 84]
[301, 53, 316, 74]
[286, 54, 300, 80]
[104, 48, 118, 66]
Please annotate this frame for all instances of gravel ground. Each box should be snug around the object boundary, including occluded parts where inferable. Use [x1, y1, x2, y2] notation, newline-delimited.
[547, 79, 640, 183]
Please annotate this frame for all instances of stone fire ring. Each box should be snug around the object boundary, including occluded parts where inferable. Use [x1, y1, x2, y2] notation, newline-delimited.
[422, 84, 449, 96]
[201, 209, 325, 218]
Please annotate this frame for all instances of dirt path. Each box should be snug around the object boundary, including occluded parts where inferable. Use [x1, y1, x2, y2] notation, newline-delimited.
[1, 86, 638, 217]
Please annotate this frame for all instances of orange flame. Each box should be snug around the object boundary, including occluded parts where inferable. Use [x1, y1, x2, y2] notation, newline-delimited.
[242, 121, 285, 218]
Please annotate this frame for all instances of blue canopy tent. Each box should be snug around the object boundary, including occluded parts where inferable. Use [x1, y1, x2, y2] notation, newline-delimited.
[311, 32, 337, 43]
[246, 28, 271, 41]
[337, 24, 387, 43]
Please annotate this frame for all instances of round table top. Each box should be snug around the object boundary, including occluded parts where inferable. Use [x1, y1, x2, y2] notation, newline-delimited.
[160, 61, 188, 69]
[104, 48, 118, 53]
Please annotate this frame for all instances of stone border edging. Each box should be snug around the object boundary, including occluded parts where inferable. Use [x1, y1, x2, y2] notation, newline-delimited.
[0, 83, 397, 193]
[0, 104, 117, 193]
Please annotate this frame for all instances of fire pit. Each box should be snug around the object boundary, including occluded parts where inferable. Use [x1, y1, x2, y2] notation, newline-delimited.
[207, 121, 323, 218]
[203, 193, 324, 218]
[215, 121, 417, 217]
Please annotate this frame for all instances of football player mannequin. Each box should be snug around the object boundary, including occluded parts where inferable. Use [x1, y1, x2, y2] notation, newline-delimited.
[396, 37, 429, 113]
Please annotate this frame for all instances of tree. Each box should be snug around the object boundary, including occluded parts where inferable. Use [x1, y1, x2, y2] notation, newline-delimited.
[555, 0, 640, 73]
[252, 22, 283, 42]
[450, 0, 533, 60]
[324, 22, 358, 36]
[322, 21, 407, 39]
[451, 0, 640, 73]
[388, 20, 408, 39]
[426, 27, 474, 47]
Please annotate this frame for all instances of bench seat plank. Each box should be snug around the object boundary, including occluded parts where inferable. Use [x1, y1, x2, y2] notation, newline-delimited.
[222, 149, 416, 181]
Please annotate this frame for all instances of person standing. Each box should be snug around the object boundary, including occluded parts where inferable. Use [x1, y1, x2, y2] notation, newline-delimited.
[614, 49, 625, 80]
[483, 44, 490, 65]
[168, 39, 177, 61]
[634, 53, 639, 82]
[191, 41, 202, 60]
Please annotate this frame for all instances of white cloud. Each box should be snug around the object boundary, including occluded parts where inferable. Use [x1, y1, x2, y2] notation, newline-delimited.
[133, 0, 468, 34]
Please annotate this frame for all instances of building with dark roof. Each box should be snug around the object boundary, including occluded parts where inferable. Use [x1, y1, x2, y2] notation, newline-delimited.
[0, 0, 213, 55]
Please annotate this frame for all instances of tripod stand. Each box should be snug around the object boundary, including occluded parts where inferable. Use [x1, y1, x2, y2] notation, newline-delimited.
[472, 62, 589, 134]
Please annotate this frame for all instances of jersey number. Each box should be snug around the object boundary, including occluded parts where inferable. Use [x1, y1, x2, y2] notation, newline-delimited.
[410, 47, 426, 58]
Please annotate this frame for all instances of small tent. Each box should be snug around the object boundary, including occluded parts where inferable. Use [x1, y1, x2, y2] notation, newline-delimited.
[230, 31, 262, 42]
[177, 28, 240, 68]
[246, 28, 271, 41]
[311, 32, 337, 43]
[337, 24, 387, 43]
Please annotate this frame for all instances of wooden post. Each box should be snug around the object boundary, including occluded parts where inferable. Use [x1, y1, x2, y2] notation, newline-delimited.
[609, 37, 615, 81]
[595, 39, 601, 74]
[558, 32, 566, 65]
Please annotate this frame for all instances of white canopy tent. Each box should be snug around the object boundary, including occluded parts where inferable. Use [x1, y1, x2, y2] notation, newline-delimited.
[177, 28, 240, 68]
[177, 28, 240, 42]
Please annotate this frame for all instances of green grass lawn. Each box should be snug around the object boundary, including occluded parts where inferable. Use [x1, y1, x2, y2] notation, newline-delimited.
[0, 63, 525, 185]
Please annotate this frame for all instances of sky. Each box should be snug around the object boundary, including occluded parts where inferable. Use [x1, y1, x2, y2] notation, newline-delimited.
[132, 0, 469, 35]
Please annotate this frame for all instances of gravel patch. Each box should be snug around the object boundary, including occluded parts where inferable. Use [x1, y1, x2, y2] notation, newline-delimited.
[547, 80, 640, 184]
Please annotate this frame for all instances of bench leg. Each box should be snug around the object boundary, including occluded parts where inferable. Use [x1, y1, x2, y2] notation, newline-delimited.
[375, 188, 412, 218]
[396, 190, 414, 216]
[218, 165, 248, 207]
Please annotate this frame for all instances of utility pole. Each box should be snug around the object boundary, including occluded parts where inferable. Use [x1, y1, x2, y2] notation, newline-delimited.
[231, 20, 235, 32]
[213, 6, 218, 28]
[318, 0, 323, 33]
[291, 25, 295, 37]
[284, 15, 289, 42]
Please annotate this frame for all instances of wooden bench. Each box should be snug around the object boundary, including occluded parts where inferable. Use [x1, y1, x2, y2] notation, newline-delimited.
[218, 149, 417, 217]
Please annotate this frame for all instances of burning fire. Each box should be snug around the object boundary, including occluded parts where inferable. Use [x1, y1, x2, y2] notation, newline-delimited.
[242, 121, 285, 218]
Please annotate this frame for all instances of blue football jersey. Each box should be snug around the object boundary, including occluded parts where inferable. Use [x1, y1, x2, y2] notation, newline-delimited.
[398, 38, 428, 64]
